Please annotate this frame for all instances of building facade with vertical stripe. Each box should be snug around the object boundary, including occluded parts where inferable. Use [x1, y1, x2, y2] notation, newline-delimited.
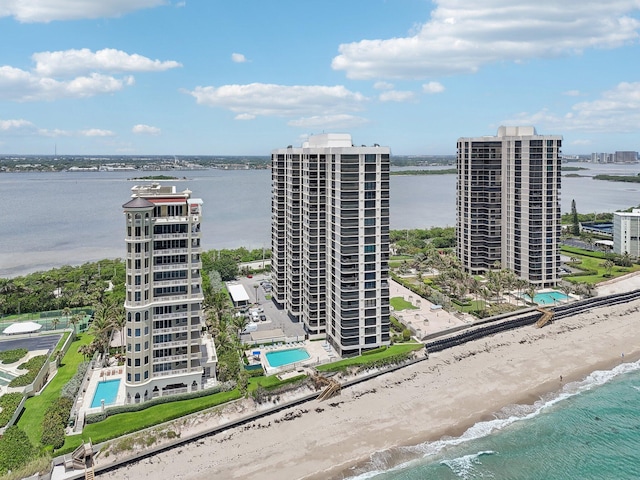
[271, 134, 391, 356]
[456, 126, 562, 287]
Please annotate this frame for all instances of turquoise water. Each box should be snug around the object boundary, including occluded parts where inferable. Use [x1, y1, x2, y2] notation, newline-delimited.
[523, 290, 569, 305]
[348, 360, 640, 479]
[265, 348, 310, 368]
[91, 379, 121, 408]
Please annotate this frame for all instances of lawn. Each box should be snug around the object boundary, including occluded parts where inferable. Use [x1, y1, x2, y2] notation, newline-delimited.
[59, 372, 308, 454]
[390, 297, 418, 311]
[316, 344, 424, 373]
[560, 247, 640, 284]
[61, 389, 243, 453]
[17, 331, 78, 447]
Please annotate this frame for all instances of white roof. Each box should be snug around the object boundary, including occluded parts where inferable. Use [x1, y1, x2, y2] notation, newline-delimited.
[4, 321, 43, 335]
[227, 283, 250, 302]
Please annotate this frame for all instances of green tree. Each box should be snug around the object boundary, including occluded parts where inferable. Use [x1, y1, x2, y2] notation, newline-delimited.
[51, 317, 60, 330]
[571, 199, 580, 236]
[212, 256, 239, 281]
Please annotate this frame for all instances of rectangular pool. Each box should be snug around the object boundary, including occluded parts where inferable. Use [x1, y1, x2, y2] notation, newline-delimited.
[91, 379, 121, 408]
[524, 290, 569, 305]
[265, 348, 310, 368]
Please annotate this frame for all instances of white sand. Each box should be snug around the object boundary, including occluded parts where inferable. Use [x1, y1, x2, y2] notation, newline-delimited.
[96, 298, 640, 480]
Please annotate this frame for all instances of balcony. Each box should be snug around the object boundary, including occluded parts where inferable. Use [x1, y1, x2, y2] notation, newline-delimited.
[152, 353, 189, 364]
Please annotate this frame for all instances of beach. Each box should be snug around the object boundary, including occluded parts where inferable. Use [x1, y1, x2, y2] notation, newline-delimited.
[94, 295, 640, 480]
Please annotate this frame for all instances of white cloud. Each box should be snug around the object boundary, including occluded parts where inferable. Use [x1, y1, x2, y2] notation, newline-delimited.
[80, 129, 116, 137]
[186, 83, 368, 117]
[0, 0, 166, 23]
[0, 67, 132, 101]
[423, 81, 445, 94]
[332, 0, 640, 79]
[33, 48, 181, 77]
[373, 81, 394, 90]
[231, 53, 247, 63]
[504, 82, 640, 133]
[235, 113, 256, 120]
[287, 115, 370, 129]
[0, 119, 35, 132]
[38, 128, 73, 137]
[379, 90, 416, 102]
[132, 124, 161, 135]
[0, 48, 177, 101]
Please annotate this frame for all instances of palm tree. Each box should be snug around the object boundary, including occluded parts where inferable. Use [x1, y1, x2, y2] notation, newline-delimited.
[69, 313, 82, 339]
[603, 259, 615, 277]
[51, 317, 60, 331]
[515, 278, 529, 306]
[559, 282, 573, 303]
[62, 306, 72, 326]
[525, 284, 537, 306]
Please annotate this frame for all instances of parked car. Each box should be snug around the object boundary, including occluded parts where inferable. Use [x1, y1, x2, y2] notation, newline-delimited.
[259, 314, 267, 322]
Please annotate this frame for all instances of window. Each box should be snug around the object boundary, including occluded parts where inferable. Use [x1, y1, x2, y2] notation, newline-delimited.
[127, 328, 132, 337]
[135, 373, 140, 382]
[135, 343, 141, 352]
[364, 245, 376, 253]
[144, 371, 149, 379]
[135, 358, 141, 367]
[135, 328, 141, 337]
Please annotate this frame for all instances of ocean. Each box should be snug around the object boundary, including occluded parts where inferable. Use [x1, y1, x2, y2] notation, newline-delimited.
[349, 359, 640, 479]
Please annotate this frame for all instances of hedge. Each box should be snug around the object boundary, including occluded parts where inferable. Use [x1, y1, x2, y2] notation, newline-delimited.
[0, 426, 35, 475]
[84, 382, 235, 425]
[8, 356, 47, 387]
[60, 362, 89, 400]
[41, 397, 73, 449]
[0, 393, 24, 428]
[0, 349, 27, 365]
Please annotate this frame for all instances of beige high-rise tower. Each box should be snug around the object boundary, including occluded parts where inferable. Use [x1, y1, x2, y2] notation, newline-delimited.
[122, 184, 217, 403]
[456, 126, 562, 287]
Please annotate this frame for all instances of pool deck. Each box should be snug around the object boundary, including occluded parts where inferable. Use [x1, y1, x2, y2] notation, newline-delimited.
[73, 365, 126, 431]
[246, 340, 336, 376]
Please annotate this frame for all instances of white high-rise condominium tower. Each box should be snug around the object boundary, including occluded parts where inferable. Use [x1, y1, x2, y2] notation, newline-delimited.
[122, 184, 217, 404]
[456, 126, 562, 287]
[271, 134, 391, 356]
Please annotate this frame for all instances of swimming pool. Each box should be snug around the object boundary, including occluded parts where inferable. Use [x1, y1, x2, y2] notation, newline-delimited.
[265, 348, 310, 368]
[90, 379, 121, 408]
[524, 290, 569, 305]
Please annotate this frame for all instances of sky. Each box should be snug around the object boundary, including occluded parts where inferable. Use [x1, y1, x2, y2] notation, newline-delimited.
[1, 0, 640, 156]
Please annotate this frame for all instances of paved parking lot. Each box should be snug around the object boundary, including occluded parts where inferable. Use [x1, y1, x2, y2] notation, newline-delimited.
[229, 273, 306, 343]
[0, 333, 62, 353]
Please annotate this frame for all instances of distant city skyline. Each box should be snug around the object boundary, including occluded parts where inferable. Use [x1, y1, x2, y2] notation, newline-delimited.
[1, 1, 640, 156]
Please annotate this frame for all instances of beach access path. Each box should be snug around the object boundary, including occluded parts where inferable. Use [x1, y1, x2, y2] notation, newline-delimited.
[96, 289, 640, 480]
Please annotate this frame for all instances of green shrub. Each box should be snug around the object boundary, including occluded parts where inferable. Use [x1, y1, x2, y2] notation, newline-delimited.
[41, 397, 73, 449]
[402, 329, 412, 341]
[0, 349, 27, 364]
[60, 362, 89, 400]
[0, 393, 24, 428]
[0, 426, 36, 475]
[362, 346, 387, 356]
[8, 355, 47, 387]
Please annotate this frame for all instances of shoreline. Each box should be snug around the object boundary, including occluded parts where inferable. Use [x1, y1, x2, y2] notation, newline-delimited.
[96, 298, 640, 480]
